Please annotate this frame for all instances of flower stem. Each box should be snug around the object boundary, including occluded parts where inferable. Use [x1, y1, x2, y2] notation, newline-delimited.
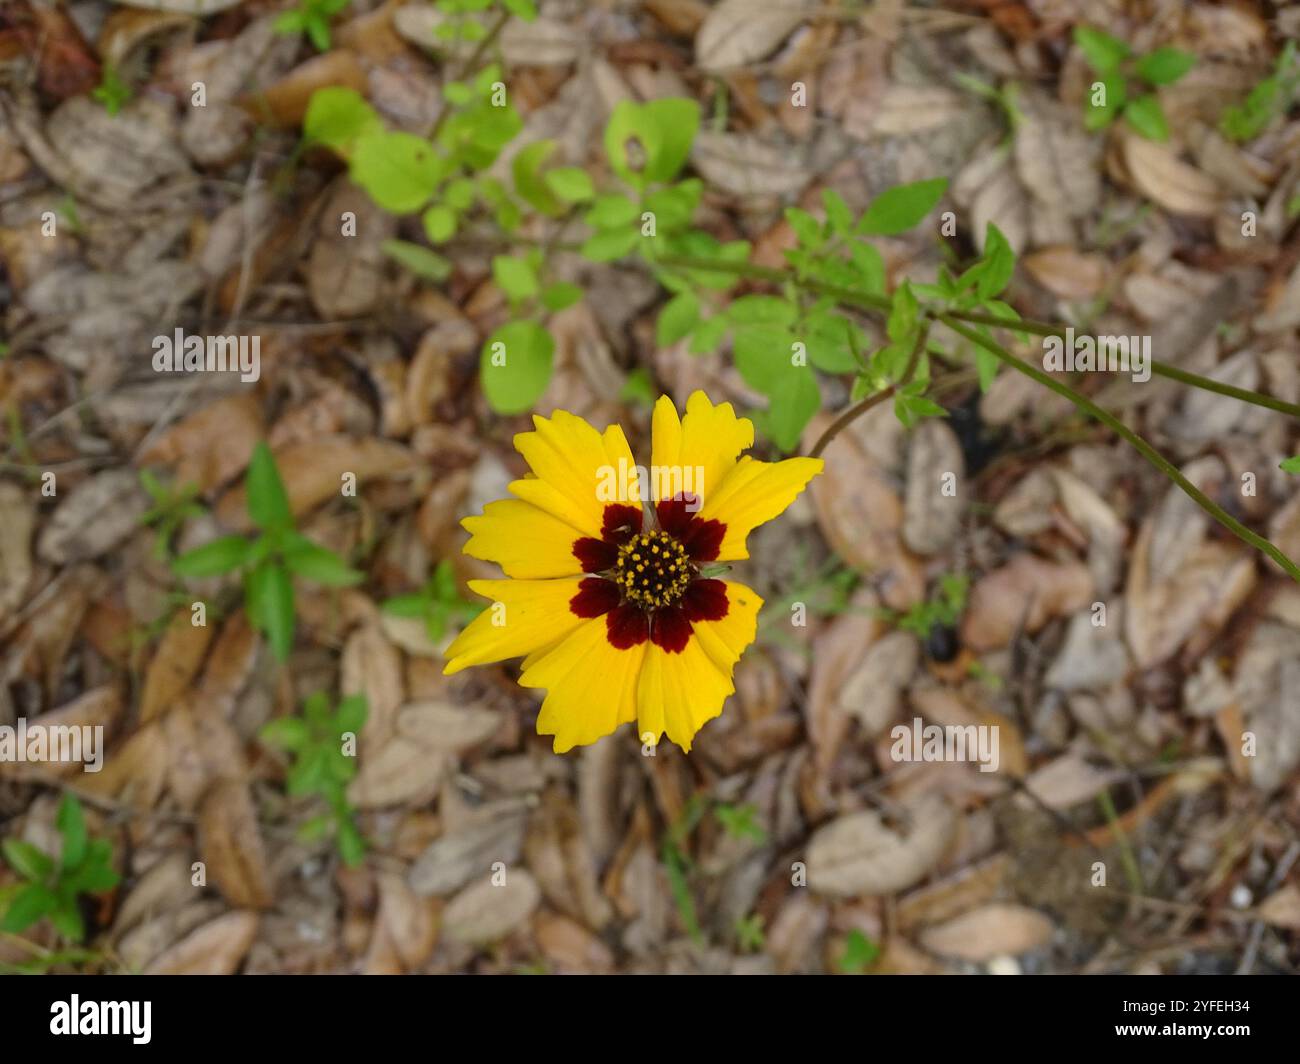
[939, 314, 1300, 583]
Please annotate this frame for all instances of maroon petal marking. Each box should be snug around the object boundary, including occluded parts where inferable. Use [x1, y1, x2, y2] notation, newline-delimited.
[569, 577, 620, 618]
[651, 607, 693, 653]
[655, 497, 725, 562]
[606, 603, 649, 648]
[573, 537, 618, 573]
[601, 503, 643, 544]
[682, 579, 729, 622]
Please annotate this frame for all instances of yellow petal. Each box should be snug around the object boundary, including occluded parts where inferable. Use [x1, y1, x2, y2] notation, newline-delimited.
[519, 618, 646, 753]
[462, 498, 586, 578]
[443, 578, 586, 674]
[691, 580, 763, 676]
[701, 455, 823, 561]
[636, 635, 735, 753]
[510, 411, 636, 537]
[650, 391, 754, 505]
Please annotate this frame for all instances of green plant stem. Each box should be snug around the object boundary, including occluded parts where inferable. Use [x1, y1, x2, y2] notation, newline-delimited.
[940, 313, 1300, 582]
[807, 325, 930, 459]
[655, 253, 1300, 420]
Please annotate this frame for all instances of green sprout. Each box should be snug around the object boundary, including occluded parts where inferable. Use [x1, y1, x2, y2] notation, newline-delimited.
[0, 795, 119, 943]
[273, 0, 351, 52]
[260, 692, 368, 866]
[381, 559, 483, 642]
[837, 929, 882, 974]
[91, 63, 132, 116]
[1220, 42, 1298, 142]
[1075, 27, 1195, 140]
[171, 441, 363, 662]
[139, 470, 205, 561]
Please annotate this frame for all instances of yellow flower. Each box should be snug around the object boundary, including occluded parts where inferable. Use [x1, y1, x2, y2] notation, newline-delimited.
[444, 391, 823, 753]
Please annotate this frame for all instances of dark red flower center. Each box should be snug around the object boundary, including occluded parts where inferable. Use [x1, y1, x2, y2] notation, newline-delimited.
[568, 495, 729, 653]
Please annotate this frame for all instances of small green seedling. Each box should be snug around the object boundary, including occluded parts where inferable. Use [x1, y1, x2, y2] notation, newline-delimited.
[1220, 42, 1299, 142]
[381, 559, 484, 642]
[1075, 27, 1195, 140]
[261, 692, 368, 866]
[714, 803, 767, 844]
[171, 441, 363, 661]
[838, 929, 882, 974]
[891, 572, 969, 640]
[734, 913, 766, 953]
[91, 63, 132, 116]
[0, 795, 118, 942]
[274, 0, 351, 52]
[139, 470, 205, 561]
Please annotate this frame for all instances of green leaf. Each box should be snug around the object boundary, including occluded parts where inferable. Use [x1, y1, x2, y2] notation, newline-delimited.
[492, 255, 540, 301]
[849, 241, 886, 295]
[857, 178, 948, 237]
[727, 295, 797, 327]
[1123, 94, 1169, 140]
[541, 282, 583, 311]
[974, 223, 1015, 300]
[350, 130, 445, 213]
[821, 188, 854, 235]
[282, 535, 364, 587]
[336, 694, 369, 734]
[1084, 73, 1126, 130]
[580, 226, 640, 262]
[303, 87, 382, 154]
[975, 346, 1000, 392]
[480, 320, 555, 414]
[886, 281, 919, 344]
[260, 716, 313, 752]
[422, 204, 457, 243]
[784, 207, 824, 248]
[246, 441, 292, 532]
[657, 292, 700, 346]
[173, 535, 252, 578]
[544, 167, 594, 203]
[381, 239, 452, 281]
[688, 315, 729, 355]
[1280, 455, 1300, 474]
[604, 98, 699, 189]
[894, 383, 948, 429]
[337, 818, 366, 867]
[501, 0, 537, 18]
[248, 562, 296, 662]
[763, 367, 820, 453]
[733, 326, 798, 394]
[620, 367, 656, 405]
[1135, 47, 1195, 86]
[306, 16, 331, 53]
[56, 795, 87, 871]
[1074, 26, 1130, 74]
[643, 180, 702, 232]
[2, 839, 54, 881]
[49, 903, 85, 942]
[0, 884, 57, 933]
[511, 139, 563, 216]
[838, 929, 881, 974]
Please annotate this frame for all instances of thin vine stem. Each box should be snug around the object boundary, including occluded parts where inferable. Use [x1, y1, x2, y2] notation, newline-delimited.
[653, 253, 1300, 420]
[938, 314, 1300, 583]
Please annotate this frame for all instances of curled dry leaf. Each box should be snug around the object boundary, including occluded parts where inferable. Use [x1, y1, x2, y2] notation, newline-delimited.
[140, 609, 215, 723]
[145, 910, 260, 975]
[1118, 133, 1222, 218]
[198, 780, 274, 910]
[0, 481, 36, 626]
[960, 553, 1094, 652]
[374, 870, 439, 970]
[806, 589, 883, 770]
[806, 793, 958, 896]
[691, 131, 810, 197]
[1023, 246, 1107, 300]
[111, 853, 193, 940]
[37, 469, 148, 564]
[347, 734, 449, 810]
[902, 419, 965, 555]
[535, 911, 615, 973]
[868, 85, 968, 137]
[694, 0, 815, 72]
[0, 685, 122, 780]
[839, 630, 919, 737]
[341, 622, 405, 746]
[308, 181, 394, 321]
[918, 902, 1054, 962]
[442, 870, 540, 945]
[139, 394, 263, 494]
[396, 699, 501, 752]
[409, 805, 529, 896]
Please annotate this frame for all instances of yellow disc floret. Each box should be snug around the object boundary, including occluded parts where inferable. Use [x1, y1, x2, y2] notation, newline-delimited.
[613, 530, 691, 609]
